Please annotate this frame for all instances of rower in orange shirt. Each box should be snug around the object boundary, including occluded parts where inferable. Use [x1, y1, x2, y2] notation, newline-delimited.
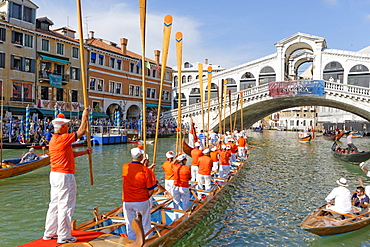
[197, 149, 213, 194]
[219, 144, 231, 179]
[226, 139, 237, 162]
[162, 151, 175, 196]
[237, 135, 247, 157]
[210, 146, 220, 172]
[190, 142, 203, 181]
[172, 154, 191, 210]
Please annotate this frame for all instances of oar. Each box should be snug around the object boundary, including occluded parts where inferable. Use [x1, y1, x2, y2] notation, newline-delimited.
[76, 0, 94, 185]
[152, 15, 172, 165]
[229, 90, 232, 131]
[198, 63, 205, 133]
[175, 31, 183, 154]
[233, 93, 239, 131]
[240, 92, 243, 130]
[207, 66, 212, 148]
[139, 0, 147, 151]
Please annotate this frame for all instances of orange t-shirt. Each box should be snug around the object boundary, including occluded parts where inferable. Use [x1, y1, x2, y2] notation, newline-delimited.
[191, 148, 203, 166]
[162, 160, 174, 180]
[219, 150, 231, 165]
[172, 163, 191, 188]
[237, 138, 246, 147]
[122, 161, 157, 202]
[210, 150, 220, 162]
[226, 142, 237, 154]
[49, 132, 76, 174]
[197, 156, 213, 175]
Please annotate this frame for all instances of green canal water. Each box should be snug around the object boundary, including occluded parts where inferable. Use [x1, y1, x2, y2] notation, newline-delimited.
[2, 131, 370, 246]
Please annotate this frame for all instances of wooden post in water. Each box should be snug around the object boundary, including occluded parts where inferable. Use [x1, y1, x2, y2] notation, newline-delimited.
[207, 66, 212, 147]
[76, 0, 94, 185]
[175, 32, 183, 154]
[152, 15, 172, 165]
[139, 0, 147, 151]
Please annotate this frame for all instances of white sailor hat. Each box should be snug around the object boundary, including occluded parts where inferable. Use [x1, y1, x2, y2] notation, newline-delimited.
[52, 113, 70, 127]
[176, 153, 187, 162]
[221, 144, 227, 149]
[131, 147, 145, 159]
[202, 149, 210, 154]
[166, 151, 175, 158]
[211, 147, 217, 152]
[194, 142, 200, 147]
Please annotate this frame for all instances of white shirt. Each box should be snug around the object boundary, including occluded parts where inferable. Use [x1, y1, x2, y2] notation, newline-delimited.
[347, 135, 353, 144]
[325, 186, 352, 214]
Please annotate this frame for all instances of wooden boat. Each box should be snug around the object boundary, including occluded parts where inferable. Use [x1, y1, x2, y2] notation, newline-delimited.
[32, 140, 85, 150]
[299, 136, 311, 143]
[331, 142, 370, 164]
[301, 204, 370, 236]
[253, 127, 263, 132]
[323, 132, 344, 141]
[1, 142, 33, 149]
[71, 158, 246, 246]
[0, 154, 50, 179]
[182, 139, 193, 156]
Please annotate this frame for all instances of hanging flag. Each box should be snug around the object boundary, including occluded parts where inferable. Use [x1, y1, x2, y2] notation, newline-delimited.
[136, 59, 142, 68]
[155, 64, 160, 71]
[188, 117, 198, 148]
[145, 61, 151, 70]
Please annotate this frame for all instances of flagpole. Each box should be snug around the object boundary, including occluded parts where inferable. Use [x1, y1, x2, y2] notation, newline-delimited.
[139, 0, 147, 152]
[228, 90, 232, 132]
[198, 63, 205, 133]
[152, 15, 172, 165]
[76, 0, 94, 185]
[175, 31, 183, 154]
[207, 66, 212, 148]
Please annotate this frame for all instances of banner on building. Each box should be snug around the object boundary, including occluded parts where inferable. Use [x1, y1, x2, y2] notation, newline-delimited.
[49, 74, 62, 87]
[268, 80, 325, 98]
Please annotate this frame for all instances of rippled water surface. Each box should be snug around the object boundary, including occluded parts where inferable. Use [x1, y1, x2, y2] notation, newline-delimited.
[2, 131, 370, 246]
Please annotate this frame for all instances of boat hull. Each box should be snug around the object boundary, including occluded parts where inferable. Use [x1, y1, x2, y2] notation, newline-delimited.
[331, 150, 370, 164]
[323, 132, 344, 141]
[0, 155, 50, 179]
[299, 136, 311, 143]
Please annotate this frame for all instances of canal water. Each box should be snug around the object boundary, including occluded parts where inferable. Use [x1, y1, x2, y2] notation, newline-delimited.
[1, 131, 370, 246]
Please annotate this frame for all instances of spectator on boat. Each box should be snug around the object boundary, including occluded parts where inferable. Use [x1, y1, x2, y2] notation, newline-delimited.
[347, 132, 359, 154]
[197, 149, 213, 196]
[325, 178, 353, 216]
[210, 147, 220, 172]
[162, 151, 175, 196]
[20, 148, 39, 163]
[352, 186, 369, 214]
[43, 110, 91, 244]
[44, 129, 53, 143]
[172, 154, 191, 211]
[219, 145, 231, 179]
[190, 142, 203, 181]
[122, 147, 157, 240]
[18, 132, 25, 144]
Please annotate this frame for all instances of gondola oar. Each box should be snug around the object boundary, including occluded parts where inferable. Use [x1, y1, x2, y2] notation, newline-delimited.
[152, 15, 173, 165]
[198, 63, 205, 133]
[207, 66, 212, 147]
[175, 31, 183, 154]
[76, 0, 93, 185]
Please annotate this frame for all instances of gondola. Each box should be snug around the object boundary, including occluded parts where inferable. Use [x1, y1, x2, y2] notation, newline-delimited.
[301, 204, 370, 236]
[331, 142, 370, 164]
[323, 132, 344, 141]
[299, 136, 311, 143]
[0, 154, 50, 179]
[68, 158, 246, 246]
[1, 142, 34, 149]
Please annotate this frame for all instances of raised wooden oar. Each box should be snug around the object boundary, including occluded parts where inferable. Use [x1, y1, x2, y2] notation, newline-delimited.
[240, 92, 244, 130]
[152, 15, 173, 165]
[217, 85, 222, 135]
[223, 80, 227, 134]
[198, 63, 205, 133]
[233, 93, 239, 131]
[76, 0, 93, 185]
[175, 31, 183, 154]
[139, 0, 147, 152]
[207, 66, 212, 147]
[228, 90, 232, 131]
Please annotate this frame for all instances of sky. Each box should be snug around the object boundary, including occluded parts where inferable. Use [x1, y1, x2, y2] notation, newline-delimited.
[35, 0, 370, 70]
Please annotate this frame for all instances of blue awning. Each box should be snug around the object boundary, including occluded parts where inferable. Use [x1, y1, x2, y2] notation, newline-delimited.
[146, 103, 171, 109]
[92, 111, 109, 118]
[40, 54, 71, 64]
[36, 109, 55, 117]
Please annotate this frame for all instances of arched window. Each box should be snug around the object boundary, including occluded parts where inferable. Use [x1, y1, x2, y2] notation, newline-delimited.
[205, 83, 218, 100]
[182, 75, 186, 84]
[187, 75, 192, 82]
[225, 78, 237, 93]
[196, 75, 199, 80]
[323, 61, 344, 83]
[173, 76, 178, 87]
[240, 72, 256, 89]
[189, 88, 201, 105]
[348, 64, 370, 88]
[259, 66, 276, 85]
[184, 62, 190, 68]
[174, 93, 187, 109]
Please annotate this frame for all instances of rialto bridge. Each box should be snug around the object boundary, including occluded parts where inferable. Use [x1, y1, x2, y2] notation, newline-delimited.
[163, 32, 370, 130]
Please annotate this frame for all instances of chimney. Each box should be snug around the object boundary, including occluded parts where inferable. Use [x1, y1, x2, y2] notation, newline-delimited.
[154, 50, 160, 64]
[205, 58, 208, 64]
[89, 31, 94, 39]
[120, 38, 128, 55]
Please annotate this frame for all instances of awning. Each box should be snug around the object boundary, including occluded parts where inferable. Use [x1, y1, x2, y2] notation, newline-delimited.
[39, 54, 71, 64]
[36, 109, 55, 117]
[5, 107, 38, 115]
[146, 103, 171, 109]
[92, 111, 109, 118]
[62, 111, 81, 117]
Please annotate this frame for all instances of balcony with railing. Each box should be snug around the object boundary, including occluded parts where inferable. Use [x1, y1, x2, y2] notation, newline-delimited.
[38, 71, 70, 82]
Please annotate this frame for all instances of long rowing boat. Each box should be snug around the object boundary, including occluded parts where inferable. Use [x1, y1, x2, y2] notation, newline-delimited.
[71, 157, 247, 246]
[0, 154, 50, 179]
[301, 204, 370, 236]
[331, 142, 370, 164]
[323, 132, 344, 141]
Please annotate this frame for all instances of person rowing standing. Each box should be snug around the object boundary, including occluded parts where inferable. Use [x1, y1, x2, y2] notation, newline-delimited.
[162, 151, 175, 196]
[172, 154, 191, 210]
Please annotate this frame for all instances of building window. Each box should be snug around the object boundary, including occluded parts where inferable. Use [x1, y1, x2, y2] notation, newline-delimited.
[135, 86, 140, 96]
[71, 67, 80, 80]
[130, 63, 134, 72]
[109, 81, 115, 93]
[0, 53, 5, 68]
[115, 83, 121, 94]
[12, 31, 23, 45]
[24, 34, 33, 48]
[97, 79, 103, 91]
[136, 65, 140, 74]
[12, 82, 33, 102]
[92, 101, 100, 111]
[188, 75, 192, 82]
[90, 52, 96, 63]
[71, 90, 78, 102]
[146, 88, 151, 98]
[89, 78, 96, 90]
[72, 47, 79, 59]
[23, 6, 34, 23]
[151, 89, 156, 99]
[56, 88, 64, 101]
[166, 71, 171, 81]
[0, 28, 6, 42]
[12, 56, 22, 70]
[41, 39, 49, 52]
[110, 57, 115, 68]
[11, 3, 22, 20]
[24, 58, 31, 72]
[153, 69, 156, 78]
[117, 60, 122, 70]
[41, 86, 48, 100]
[98, 54, 104, 65]
[56, 43, 64, 55]
[129, 85, 134, 96]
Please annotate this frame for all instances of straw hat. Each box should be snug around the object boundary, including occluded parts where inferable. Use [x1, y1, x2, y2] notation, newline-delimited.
[336, 178, 348, 187]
